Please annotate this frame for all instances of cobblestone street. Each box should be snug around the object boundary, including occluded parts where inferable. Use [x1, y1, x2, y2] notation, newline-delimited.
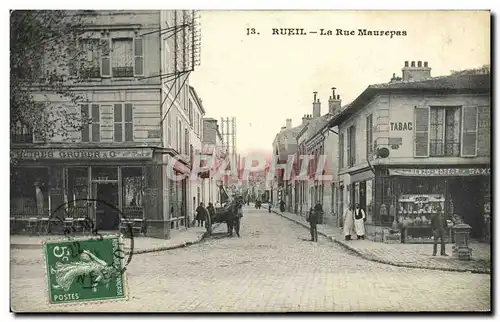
[11, 207, 490, 312]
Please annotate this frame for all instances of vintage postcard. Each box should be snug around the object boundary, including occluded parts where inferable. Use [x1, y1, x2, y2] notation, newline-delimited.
[10, 9, 491, 313]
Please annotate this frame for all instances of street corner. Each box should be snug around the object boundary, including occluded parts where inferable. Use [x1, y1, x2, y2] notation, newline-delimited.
[43, 235, 129, 305]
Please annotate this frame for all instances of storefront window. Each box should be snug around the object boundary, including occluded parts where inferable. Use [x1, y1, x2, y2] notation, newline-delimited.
[11, 167, 50, 216]
[92, 167, 118, 181]
[122, 167, 144, 207]
[67, 167, 89, 210]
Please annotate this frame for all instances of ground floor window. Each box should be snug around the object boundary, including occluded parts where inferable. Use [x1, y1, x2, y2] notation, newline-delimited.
[11, 167, 50, 216]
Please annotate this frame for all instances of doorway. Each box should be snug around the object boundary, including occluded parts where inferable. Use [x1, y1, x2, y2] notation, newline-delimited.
[94, 182, 120, 231]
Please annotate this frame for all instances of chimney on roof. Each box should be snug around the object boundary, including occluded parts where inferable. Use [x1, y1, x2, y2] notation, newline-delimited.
[328, 87, 342, 116]
[286, 118, 292, 129]
[302, 114, 312, 125]
[402, 60, 431, 81]
[312, 91, 321, 118]
[390, 72, 403, 83]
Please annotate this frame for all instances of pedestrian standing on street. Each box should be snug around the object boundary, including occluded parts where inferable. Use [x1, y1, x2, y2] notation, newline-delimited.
[207, 202, 215, 222]
[343, 204, 355, 241]
[307, 204, 322, 242]
[196, 202, 208, 227]
[431, 204, 449, 256]
[233, 202, 243, 237]
[354, 203, 366, 240]
[279, 200, 285, 213]
[268, 201, 272, 213]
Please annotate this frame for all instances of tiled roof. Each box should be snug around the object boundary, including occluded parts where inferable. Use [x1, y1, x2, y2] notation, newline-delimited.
[330, 73, 490, 127]
[304, 114, 332, 144]
[368, 73, 490, 90]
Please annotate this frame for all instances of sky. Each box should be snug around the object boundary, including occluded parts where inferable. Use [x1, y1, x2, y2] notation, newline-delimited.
[189, 10, 490, 155]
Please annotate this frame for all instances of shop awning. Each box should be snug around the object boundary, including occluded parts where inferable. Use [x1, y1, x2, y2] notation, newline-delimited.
[388, 168, 491, 177]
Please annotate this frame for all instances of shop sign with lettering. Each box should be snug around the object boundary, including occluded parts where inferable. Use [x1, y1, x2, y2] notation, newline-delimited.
[390, 122, 413, 131]
[11, 148, 154, 161]
[389, 168, 491, 177]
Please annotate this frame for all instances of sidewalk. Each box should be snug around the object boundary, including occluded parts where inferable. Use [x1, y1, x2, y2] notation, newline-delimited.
[10, 226, 208, 255]
[272, 209, 491, 274]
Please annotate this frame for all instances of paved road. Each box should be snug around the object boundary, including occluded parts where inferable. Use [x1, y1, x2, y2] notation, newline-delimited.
[11, 207, 491, 312]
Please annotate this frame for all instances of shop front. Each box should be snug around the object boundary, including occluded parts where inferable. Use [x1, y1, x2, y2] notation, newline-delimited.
[373, 165, 491, 243]
[10, 147, 164, 235]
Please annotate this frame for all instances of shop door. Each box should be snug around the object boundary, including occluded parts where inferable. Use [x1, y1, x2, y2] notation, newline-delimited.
[359, 181, 367, 211]
[94, 182, 120, 231]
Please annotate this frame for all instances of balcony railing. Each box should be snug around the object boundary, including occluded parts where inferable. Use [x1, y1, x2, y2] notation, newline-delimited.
[429, 140, 461, 157]
[112, 66, 134, 78]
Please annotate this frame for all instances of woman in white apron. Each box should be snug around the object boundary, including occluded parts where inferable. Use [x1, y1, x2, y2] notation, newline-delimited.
[354, 203, 366, 240]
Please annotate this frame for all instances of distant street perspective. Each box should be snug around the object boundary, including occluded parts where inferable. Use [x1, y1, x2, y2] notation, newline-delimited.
[11, 205, 490, 312]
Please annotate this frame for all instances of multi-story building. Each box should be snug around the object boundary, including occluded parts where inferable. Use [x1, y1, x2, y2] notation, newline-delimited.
[10, 10, 200, 239]
[187, 86, 205, 223]
[201, 118, 225, 204]
[292, 90, 341, 224]
[328, 61, 491, 242]
[270, 118, 304, 211]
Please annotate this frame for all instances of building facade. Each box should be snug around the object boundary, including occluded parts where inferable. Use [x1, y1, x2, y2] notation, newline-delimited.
[10, 10, 200, 239]
[186, 86, 205, 223]
[201, 118, 225, 205]
[329, 61, 491, 243]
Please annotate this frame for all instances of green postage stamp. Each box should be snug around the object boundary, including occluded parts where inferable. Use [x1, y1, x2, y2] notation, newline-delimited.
[43, 235, 128, 305]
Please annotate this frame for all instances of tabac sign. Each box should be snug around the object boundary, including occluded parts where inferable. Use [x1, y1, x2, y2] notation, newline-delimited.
[11, 148, 154, 161]
[389, 168, 491, 177]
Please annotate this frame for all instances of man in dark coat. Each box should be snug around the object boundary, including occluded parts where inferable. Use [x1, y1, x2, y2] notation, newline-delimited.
[431, 205, 448, 256]
[308, 204, 323, 242]
[195, 202, 208, 227]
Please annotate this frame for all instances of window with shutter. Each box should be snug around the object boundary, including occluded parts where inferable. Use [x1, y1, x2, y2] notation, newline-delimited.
[134, 38, 144, 76]
[100, 39, 111, 77]
[112, 38, 134, 77]
[81, 104, 90, 142]
[461, 106, 478, 157]
[346, 128, 351, 168]
[414, 107, 429, 157]
[114, 103, 134, 142]
[347, 125, 356, 167]
[91, 104, 100, 142]
[81, 104, 100, 142]
[366, 114, 373, 160]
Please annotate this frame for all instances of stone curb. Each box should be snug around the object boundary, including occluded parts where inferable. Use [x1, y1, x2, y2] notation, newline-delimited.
[271, 210, 490, 275]
[10, 230, 209, 255]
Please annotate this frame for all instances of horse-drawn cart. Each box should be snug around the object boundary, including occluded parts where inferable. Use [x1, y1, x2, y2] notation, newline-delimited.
[205, 203, 233, 236]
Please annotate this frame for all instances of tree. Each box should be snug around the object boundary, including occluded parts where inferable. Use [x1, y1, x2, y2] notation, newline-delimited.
[10, 10, 96, 146]
[451, 64, 490, 76]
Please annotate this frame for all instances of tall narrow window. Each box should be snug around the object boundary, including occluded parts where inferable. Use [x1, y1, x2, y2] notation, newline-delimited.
[100, 38, 111, 77]
[167, 113, 172, 146]
[177, 120, 182, 153]
[429, 106, 461, 157]
[339, 133, 344, 169]
[347, 125, 356, 167]
[112, 38, 134, 77]
[81, 104, 100, 142]
[114, 103, 134, 142]
[189, 100, 193, 125]
[185, 128, 189, 156]
[462, 106, 478, 157]
[134, 38, 144, 76]
[80, 39, 100, 78]
[366, 114, 373, 160]
[414, 107, 429, 157]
